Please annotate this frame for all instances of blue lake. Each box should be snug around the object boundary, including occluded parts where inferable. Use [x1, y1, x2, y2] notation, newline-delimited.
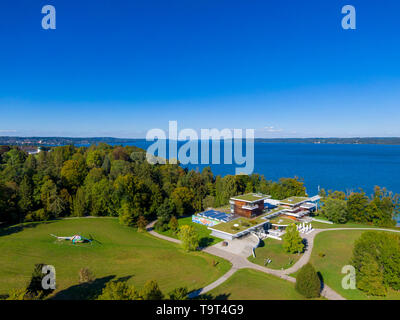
[127, 141, 400, 197]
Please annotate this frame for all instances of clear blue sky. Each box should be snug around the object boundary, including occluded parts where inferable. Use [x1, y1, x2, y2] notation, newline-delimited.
[0, 0, 399, 138]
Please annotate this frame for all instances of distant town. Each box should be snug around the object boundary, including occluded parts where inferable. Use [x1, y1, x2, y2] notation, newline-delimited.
[1, 136, 400, 146]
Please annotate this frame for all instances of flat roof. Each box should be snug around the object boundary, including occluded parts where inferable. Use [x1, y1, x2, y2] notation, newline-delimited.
[230, 193, 270, 203]
[209, 214, 269, 235]
[268, 216, 298, 226]
[279, 196, 309, 206]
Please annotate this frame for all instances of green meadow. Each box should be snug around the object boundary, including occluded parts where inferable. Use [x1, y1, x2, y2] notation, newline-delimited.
[0, 218, 231, 299]
[309, 230, 400, 300]
[206, 268, 310, 300]
[248, 238, 302, 270]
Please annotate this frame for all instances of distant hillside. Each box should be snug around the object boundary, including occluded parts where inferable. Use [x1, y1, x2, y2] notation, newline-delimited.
[1, 136, 400, 146]
[0, 136, 143, 146]
[255, 137, 400, 145]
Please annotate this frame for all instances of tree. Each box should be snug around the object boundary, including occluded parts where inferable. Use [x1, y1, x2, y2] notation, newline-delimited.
[320, 197, 348, 224]
[347, 192, 369, 223]
[356, 253, 386, 296]
[97, 281, 138, 300]
[86, 150, 103, 168]
[351, 231, 400, 296]
[72, 187, 87, 217]
[202, 195, 215, 209]
[119, 200, 135, 227]
[139, 280, 164, 300]
[168, 287, 188, 300]
[18, 175, 34, 214]
[25, 263, 54, 300]
[295, 263, 321, 298]
[79, 267, 95, 284]
[137, 215, 148, 231]
[40, 178, 65, 218]
[61, 159, 86, 191]
[6, 288, 27, 300]
[168, 216, 179, 233]
[178, 225, 199, 252]
[171, 187, 194, 216]
[282, 224, 304, 254]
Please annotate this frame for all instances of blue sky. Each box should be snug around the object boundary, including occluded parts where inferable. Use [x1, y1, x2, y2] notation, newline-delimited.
[0, 0, 399, 138]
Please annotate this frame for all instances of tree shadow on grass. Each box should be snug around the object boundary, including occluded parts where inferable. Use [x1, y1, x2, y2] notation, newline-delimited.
[195, 293, 231, 300]
[199, 237, 215, 248]
[0, 221, 57, 238]
[51, 275, 135, 300]
[317, 271, 325, 293]
[301, 238, 308, 254]
[51, 275, 116, 300]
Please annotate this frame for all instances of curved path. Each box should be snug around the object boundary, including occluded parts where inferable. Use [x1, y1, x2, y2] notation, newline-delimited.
[147, 221, 400, 300]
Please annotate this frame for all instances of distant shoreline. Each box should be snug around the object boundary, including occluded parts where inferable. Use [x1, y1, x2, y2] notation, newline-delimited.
[2, 136, 400, 146]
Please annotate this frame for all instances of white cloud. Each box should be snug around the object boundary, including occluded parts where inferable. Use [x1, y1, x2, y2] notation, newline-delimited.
[263, 126, 283, 133]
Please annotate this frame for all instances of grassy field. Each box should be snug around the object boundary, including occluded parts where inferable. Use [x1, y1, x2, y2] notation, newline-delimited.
[156, 216, 222, 247]
[308, 230, 400, 300]
[205, 268, 310, 300]
[248, 238, 301, 270]
[311, 218, 400, 230]
[0, 218, 231, 299]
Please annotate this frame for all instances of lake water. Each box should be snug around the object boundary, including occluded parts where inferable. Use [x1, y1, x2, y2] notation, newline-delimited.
[125, 141, 400, 197]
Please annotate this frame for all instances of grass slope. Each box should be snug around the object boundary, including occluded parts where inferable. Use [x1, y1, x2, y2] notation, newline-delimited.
[0, 218, 231, 299]
[309, 230, 400, 300]
[206, 268, 309, 300]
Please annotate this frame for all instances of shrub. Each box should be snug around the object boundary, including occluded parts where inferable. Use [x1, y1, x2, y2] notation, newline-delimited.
[168, 287, 188, 300]
[139, 280, 164, 300]
[168, 216, 179, 233]
[137, 215, 148, 232]
[318, 252, 326, 258]
[6, 288, 27, 300]
[295, 263, 321, 298]
[97, 281, 138, 300]
[79, 267, 95, 284]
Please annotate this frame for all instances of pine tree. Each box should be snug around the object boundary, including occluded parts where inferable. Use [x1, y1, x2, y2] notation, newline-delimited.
[295, 263, 321, 298]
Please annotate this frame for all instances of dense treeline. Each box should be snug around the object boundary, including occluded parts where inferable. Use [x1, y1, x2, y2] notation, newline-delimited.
[352, 232, 400, 296]
[0, 144, 306, 227]
[318, 188, 400, 227]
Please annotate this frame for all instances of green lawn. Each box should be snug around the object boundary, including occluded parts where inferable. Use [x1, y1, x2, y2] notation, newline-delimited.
[308, 229, 400, 300]
[268, 216, 298, 226]
[205, 268, 311, 300]
[310, 220, 400, 230]
[156, 216, 222, 247]
[210, 216, 267, 235]
[0, 218, 231, 299]
[231, 193, 267, 202]
[248, 238, 302, 270]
